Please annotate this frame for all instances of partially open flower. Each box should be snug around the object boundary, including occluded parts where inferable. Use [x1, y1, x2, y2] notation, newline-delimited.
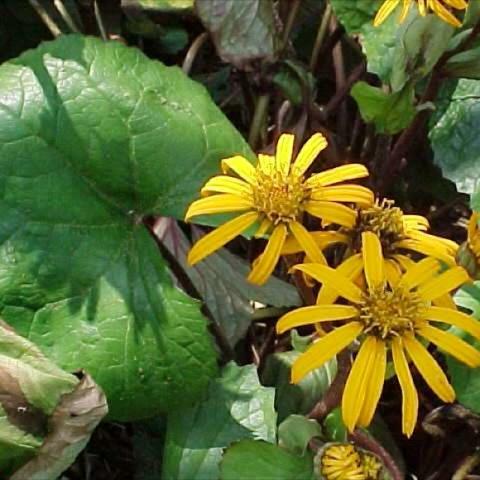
[374, 0, 468, 28]
[185, 132, 373, 284]
[277, 232, 477, 436]
[317, 443, 383, 480]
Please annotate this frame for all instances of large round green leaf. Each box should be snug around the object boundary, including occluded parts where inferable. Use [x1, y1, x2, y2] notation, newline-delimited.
[0, 34, 253, 419]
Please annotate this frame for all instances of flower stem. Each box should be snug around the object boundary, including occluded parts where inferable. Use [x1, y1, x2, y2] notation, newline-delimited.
[248, 93, 270, 150]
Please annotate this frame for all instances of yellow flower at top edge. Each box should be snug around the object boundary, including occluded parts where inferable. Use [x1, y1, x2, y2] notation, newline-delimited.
[277, 231, 479, 437]
[319, 443, 382, 480]
[374, 0, 468, 28]
[185, 133, 373, 285]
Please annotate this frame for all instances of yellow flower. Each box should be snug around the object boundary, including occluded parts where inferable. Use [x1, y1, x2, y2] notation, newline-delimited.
[277, 231, 478, 437]
[468, 212, 480, 261]
[282, 198, 459, 302]
[319, 443, 382, 480]
[185, 133, 373, 285]
[374, 0, 468, 27]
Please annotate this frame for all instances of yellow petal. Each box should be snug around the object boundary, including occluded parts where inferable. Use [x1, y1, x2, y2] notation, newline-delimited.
[403, 214, 429, 231]
[289, 221, 327, 264]
[317, 254, 364, 304]
[358, 340, 387, 427]
[292, 132, 327, 176]
[385, 259, 402, 287]
[391, 337, 418, 437]
[373, 0, 401, 26]
[395, 239, 456, 266]
[305, 201, 357, 228]
[426, 306, 480, 340]
[342, 336, 378, 432]
[221, 155, 257, 184]
[443, 0, 467, 8]
[392, 254, 415, 272]
[293, 263, 364, 303]
[399, 0, 412, 22]
[258, 153, 275, 175]
[433, 293, 457, 310]
[254, 217, 272, 238]
[276, 305, 358, 334]
[310, 185, 374, 207]
[187, 212, 259, 265]
[201, 175, 253, 197]
[418, 324, 480, 368]
[275, 133, 295, 177]
[281, 231, 348, 255]
[430, 0, 462, 26]
[248, 223, 287, 285]
[398, 257, 441, 290]
[292, 322, 363, 383]
[417, 266, 470, 301]
[306, 164, 369, 187]
[362, 231, 385, 291]
[408, 230, 459, 254]
[185, 194, 253, 221]
[403, 334, 455, 403]
[418, 0, 426, 15]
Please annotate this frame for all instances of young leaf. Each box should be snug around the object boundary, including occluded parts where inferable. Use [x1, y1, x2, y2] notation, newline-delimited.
[162, 363, 276, 480]
[220, 440, 315, 480]
[278, 415, 322, 456]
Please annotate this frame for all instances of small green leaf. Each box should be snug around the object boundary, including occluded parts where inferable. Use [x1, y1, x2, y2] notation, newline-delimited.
[447, 283, 480, 413]
[262, 351, 336, 422]
[329, 0, 382, 33]
[429, 78, 480, 196]
[322, 408, 347, 443]
[351, 81, 416, 134]
[196, 0, 279, 70]
[278, 415, 322, 456]
[220, 440, 315, 480]
[445, 47, 480, 80]
[162, 363, 276, 480]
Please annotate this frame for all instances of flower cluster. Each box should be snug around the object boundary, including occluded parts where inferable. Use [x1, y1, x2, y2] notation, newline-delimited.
[374, 0, 468, 28]
[185, 133, 479, 436]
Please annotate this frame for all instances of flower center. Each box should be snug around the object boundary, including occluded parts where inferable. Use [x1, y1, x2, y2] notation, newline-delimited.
[252, 169, 307, 224]
[360, 287, 423, 340]
[320, 445, 365, 480]
[356, 199, 405, 252]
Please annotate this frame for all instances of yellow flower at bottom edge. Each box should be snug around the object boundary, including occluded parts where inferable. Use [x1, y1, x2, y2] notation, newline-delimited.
[277, 231, 480, 437]
[185, 132, 373, 285]
[374, 0, 468, 28]
[319, 443, 382, 480]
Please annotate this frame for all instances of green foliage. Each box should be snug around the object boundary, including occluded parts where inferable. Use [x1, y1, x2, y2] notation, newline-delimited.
[329, 0, 382, 33]
[162, 363, 276, 480]
[220, 440, 315, 480]
[196, 0, 279, 70]
[429, 79, 480, 196]
[445, 47, 480, 80]
[351, 81, 416, 134]
[0, 34, 259, 420]
[278, 415, 322, 456]
[263, 350, 337, 422]
[448, 283, 480, 413]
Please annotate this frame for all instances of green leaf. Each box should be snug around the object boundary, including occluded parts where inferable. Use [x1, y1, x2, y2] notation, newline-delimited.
[445, 47, 480, 80]
[157, 219, 301, 347]
[0, 34, 257, 419]
[429, 78, 480, 196]
[220, 440, 315, 480]
[278, 415, 322, 456]
[351, 81, 416, 134]
[329, 0, 382, 33]
[195, 0, 279, 70]
[10, 373, 108, 480]
[322, 408, 347, 442]
[162, 363, 276, 480]
[389, 15, 453, 92]
[447, 283, 480, 413]
[262, 351, 336, 422]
